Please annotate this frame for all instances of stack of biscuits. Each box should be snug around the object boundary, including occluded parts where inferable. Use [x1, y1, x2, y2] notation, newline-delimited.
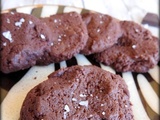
[0, 11, 159, 73]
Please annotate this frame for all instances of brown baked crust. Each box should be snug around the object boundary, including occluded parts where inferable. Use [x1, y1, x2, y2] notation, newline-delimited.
[94, 21, 159, 73]
[20, 65, 133, 120]
[80, 12, 122, 55]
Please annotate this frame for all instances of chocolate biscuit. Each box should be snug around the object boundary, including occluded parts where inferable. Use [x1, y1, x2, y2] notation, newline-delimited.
[80, 12, 122, 55]
[0, 12, 53, 73]
[94, 21, 159, 73]
[36, 12, 88, 64]
[20, 65, 133, 120]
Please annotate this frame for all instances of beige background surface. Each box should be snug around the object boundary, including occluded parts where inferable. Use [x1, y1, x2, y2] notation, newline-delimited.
[1, 0, 159, 14]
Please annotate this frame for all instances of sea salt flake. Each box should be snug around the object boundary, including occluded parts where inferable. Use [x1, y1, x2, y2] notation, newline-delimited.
[125, 105, 128, 107]
[132, 45, 136, 49]
[135, 28, 139, 33]
[7, 18, 10, 23]
[79, 93, 87, 97]
[15, 18, 25, 27]
[40, 34, 45, 40]
[100, 21, 103, 24]
[76, 78, 79, 82]
[51, 42, 54, 46]
[107, 36, 111, 40]
[72, 98, 77, 101]
[2, 31, 13, 43]
[64, 112, 67, 119]
[58, 38, 61, 41]
[64, 105, 70, 119]
[97, 28, 100, 33]
[20, 18, 25, 22]
[29, 20, 33, 24]
[15, 22, 22, 27]
[64, 105, 70, 112]
[102, 112, 105, 115]
[3, 42, 7, 46]
[79, 100, 88, 107]
[58, 35, 62, 38]
[54, 19, 57, 23]
[101, 104, 104, 106]
[89, 114, 93, 118]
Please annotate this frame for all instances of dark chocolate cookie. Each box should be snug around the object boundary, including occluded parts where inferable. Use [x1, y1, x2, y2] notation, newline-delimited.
[20, 65, 133, 120]
[94, 21, 159, 73]
[80, 12, 122, 55]
[0, 12, 53, 73]
[36, 12, 88, 65]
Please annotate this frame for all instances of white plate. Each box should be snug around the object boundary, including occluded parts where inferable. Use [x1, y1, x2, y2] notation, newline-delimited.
[1, 5, 159, 120]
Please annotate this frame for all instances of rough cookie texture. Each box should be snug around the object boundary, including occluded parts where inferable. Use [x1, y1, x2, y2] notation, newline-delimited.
[80, 12, 122, 55]
[20, 65, 133, 120]
[94, 21, 159, 73]
[0, 12, 53, 73]
[36, 12, 88, 65]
